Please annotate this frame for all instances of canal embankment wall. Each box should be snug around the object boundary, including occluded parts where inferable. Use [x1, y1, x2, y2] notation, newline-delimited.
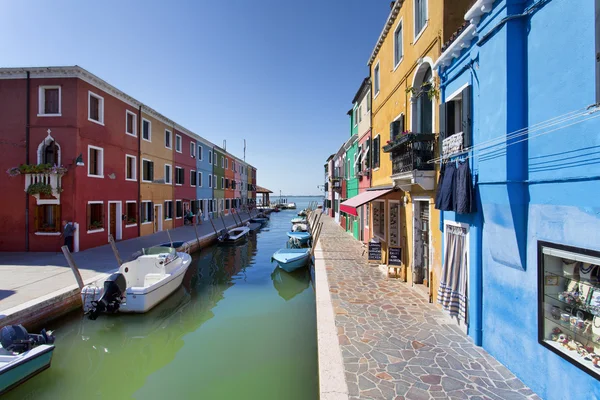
[0, 213, 250, 330]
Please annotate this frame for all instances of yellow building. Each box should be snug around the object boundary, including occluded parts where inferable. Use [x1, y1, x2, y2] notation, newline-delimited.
[140, 107, 175, 236]
[367, 0, 470, 300]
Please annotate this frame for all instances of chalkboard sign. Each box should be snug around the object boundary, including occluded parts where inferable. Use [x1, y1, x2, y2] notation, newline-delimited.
[368, 242, 382, 261]
[389, 247, 402, 266]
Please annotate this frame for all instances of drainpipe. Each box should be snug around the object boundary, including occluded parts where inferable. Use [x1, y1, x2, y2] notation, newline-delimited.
[25, 71, 30, 251]
[137, 105, 142, 237]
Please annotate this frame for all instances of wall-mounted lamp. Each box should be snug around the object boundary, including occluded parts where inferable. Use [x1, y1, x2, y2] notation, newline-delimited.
[75, 153, 84, 166]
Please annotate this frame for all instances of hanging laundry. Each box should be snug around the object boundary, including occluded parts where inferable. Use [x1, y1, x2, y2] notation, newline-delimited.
[437, 225, 468, 323]
[434, 163, 445, 209]
[454, 161, 475, 214]
[436, 161, 456, 211]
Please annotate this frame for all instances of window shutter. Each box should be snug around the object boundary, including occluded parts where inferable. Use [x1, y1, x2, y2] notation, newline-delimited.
[399, 114, 405, 134]
[149, 162, 154, 181]
[439, 102, 447, 156]
[87, 204, 91, 230]
[461, 85, 472, 149]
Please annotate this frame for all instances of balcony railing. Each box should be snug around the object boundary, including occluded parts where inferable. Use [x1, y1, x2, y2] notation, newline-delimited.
[383, 133, 436, 176]
[25, 172, 63, 205]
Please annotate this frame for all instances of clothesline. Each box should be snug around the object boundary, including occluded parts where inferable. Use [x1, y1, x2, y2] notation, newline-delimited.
[427, 103, 599, 164]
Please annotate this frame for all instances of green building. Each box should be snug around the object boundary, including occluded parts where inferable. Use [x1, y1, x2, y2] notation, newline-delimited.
[344, 105, 360, 239]
[212, 146, 225, 218]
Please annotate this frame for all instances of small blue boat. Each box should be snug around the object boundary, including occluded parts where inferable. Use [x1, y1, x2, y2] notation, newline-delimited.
[271, 249, 311, 272]
[286, 231, 311, 245]
[250, 217, 269, 224]
[290, 217, 307, 224]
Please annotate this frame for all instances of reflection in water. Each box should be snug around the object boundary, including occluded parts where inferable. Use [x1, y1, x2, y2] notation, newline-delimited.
[271, 267, 310, 301]
[4, 204, 317, 400]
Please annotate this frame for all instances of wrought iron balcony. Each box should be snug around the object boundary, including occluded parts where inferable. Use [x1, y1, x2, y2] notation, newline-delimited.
[383, 133, 435, 175]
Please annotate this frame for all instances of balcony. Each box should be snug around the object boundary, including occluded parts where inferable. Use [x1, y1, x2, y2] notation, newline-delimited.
[25, 172, 63, 205]
[383, 133, 436, 191]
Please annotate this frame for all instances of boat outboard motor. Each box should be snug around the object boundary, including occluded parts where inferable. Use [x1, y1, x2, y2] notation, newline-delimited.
[0, 324, 55, 354]
[218, 229, 229, 242]
[88, 273, 126, 320]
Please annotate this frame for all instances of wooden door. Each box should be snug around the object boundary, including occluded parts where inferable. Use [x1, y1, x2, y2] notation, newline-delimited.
[109, 203, 117, 240]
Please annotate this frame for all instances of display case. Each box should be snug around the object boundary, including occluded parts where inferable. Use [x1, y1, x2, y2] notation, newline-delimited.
[538, 241, 600, 379]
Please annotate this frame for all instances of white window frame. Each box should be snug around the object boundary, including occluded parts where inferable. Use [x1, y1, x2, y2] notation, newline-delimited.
[165, 129, 172, 149]
[190, 142, 196, 158]
[141, 200, 153, 224]
[164, 164, 172, 185]
[198, 145, 203, 161]
[125, 110, 137, 137]
[373, 200, 386, 241]
[353, 108, 358, 127]
[190, 169, 196, 187]
[213, 175, 217, 188]
[88, 91, 104, 125]
[221, 156, 225, 168]
[87, 200, 105, 233]
[142, 119, 152, 142]
[208, 174, 212, 188]
[221, 177, 224, 189]
[125, 200, 137, 228]
[226, 158, 229, 169]
[175, 166, 183, 186]
[175, 200, 183, 219]
[365, 204, 370, 228]
[373, 61, 380, 98]
[393, 18, 404, 70]
[208, 150, 212, 164]
[199, 171, 203, 187]
[214, 154, 218, 166]
[141, 158, 154, 183]
[38, 85, 61, 117]
[373, 133, 381, 171]
[358, 105, 362, 123]
[87, 145, 104, 178]
[175, 134, 182, 153]
[388, 200, 401, 247]
[125, 154, 137, 181]
[413, 0, 428, 43]
[164, 200, 173, 221]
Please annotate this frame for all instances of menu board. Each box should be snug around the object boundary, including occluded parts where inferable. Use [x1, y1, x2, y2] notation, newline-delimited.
[368, 242, 382, 261]
[389, 247, 402, 266]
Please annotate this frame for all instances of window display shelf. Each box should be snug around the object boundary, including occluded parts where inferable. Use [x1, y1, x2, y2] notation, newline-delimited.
[544, 292, 600, 317]
[543, 311, 600, 346]
[543, 340, 600, 378]
[546, 270, 600, 291]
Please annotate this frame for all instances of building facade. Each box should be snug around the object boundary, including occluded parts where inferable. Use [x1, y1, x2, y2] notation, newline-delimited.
[212, 147, 225, 217]
[434, 0, 600, 397]
[0, 66, 255, 252]
[196, 137, 213, 220]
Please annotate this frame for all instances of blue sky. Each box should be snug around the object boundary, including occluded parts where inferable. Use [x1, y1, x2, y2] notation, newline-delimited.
[1, 0, 390, 196]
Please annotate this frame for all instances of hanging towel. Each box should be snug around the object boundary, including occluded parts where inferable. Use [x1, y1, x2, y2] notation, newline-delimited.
[437, 162, 456, 211]
[437, 226, 468, 323]
[454, 161, 475, 214]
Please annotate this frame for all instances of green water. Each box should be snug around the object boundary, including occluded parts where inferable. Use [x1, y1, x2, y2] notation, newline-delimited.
[6, 205, 318, 400]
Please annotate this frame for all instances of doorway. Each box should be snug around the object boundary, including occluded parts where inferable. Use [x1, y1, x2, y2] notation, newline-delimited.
[413, 199, 431, 285]
[108, 201, 122, 242]
[154, 204, 163, 233]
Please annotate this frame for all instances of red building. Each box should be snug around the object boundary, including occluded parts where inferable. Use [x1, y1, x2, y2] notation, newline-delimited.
[173, 128, 197, 227]
[0, 67, 139, 252]
[224, 154, 235, 214]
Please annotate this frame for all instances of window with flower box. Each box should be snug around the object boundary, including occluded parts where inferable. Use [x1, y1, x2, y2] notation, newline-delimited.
[35, 205, 60, 233]
[87, 202, 104, 231]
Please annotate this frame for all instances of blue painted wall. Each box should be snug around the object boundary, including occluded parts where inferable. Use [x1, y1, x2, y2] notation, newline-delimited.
[196, 139, 214, 216]
[438, 0, 600, 398]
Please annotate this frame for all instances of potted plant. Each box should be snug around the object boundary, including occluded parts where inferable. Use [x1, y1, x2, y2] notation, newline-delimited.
[26, 182, 53, 196]
[127, 217, 137, 224]
[90, 221, 103, 230]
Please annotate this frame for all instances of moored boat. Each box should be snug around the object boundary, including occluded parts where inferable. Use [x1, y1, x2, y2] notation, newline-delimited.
[287, 202, 297, 209]
[292, 223, 308, 232]
[81, 246, 192, 319]
[286, 231, 311, 245]
[297, 210, 307, 217]
[250, 217, 269, 224]
[271, 248, 311, 272]
[220, 226, 250, 243]
[0, 325, 55, 395]
[290, 217, 307, 224]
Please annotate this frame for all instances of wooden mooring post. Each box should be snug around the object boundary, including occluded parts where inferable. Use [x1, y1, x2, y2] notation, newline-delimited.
[61, 245, 85, 290]
[108, 234, 123, 266]
[166, 229, 174, 247]
[193, 221, 201, 251]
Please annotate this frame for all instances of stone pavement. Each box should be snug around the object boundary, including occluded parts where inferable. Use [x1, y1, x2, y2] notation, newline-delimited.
[0, 212, 246, 315]
[316, 214, 540, 400]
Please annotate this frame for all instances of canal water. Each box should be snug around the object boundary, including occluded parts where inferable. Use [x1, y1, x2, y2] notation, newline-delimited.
[6, 198, 321, 400]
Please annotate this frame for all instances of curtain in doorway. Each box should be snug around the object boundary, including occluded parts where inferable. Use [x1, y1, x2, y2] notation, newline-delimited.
[437, 225, 468, 323]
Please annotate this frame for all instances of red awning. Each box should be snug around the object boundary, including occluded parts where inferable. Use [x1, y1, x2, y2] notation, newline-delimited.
[340, 189, 393, 216]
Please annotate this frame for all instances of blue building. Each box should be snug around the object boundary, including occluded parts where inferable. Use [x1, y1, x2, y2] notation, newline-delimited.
[196, 136, 214, 220]
[434, 0, 600, 397]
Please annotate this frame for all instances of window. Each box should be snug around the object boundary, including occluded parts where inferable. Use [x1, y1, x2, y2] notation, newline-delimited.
[440, 85, 472, 156]
[221, 156, 224, 168]
[87, 202, 104, 232]
[142, 201, 153, 223]
[88, 145, 104, 178]
[126, 111, 136, 136]
[126, 155, 136, 181]
[175, 167, 185, 185]
[358, 106, 362, 123]
[365, 204, 370, 228]
[191, 200, 198, 214]
[389, 201, 400, 247]
[125, 202, 137, 226]
[373, 135, 380, 169]
[190, 170, 197, 186]
[35, 205, 60, 233]
[164, 164, 172, 184]
[209, 174, 212, 188]
[374, 62, 380, 96]
[208, 150, 212, 164]
[142, 159, 154, 182]
[394, 21, 403, 67]
[175, 134, 182, 153]
[38, 86, 61, 116]
[226, 158, 229, 169]
[353, 109, 357, 126]
[213, 175, 217, 188]
[214, 154, 218, 166]
[198, 145, 203, 161]
[226, 199, 230, 210]
[142, 119, 151, 141]
[176, 200, 183, 219]
[221, 177, 224, 189]
[40, 138, 60, 165]
[414, 0, 427, 39]
[372, 201, 385, 239]
[164, 200, 173, 220]
[190, 142, 196, 158]
[165, 130, 172, 149]
[414, 66, 433, 134]
[88, 91, 104, 125]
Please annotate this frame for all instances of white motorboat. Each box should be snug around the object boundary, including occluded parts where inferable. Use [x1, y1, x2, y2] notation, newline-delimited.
[82, 246, 192, 319]
[219, 226, 250, 243]
[292, 223, 308, 232]
[287, 202, 297, 209]
[0, 325, 55, 395]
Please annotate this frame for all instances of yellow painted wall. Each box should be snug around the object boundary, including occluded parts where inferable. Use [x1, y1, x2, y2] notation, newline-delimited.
[140, 112, 174, 236]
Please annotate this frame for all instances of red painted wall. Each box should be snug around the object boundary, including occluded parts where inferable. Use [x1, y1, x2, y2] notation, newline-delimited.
[224, 155, 234, 213]
[174, 129, 197, 227]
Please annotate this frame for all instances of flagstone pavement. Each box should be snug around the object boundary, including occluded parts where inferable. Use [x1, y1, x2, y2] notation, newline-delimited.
[318, 214, 541, 400]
